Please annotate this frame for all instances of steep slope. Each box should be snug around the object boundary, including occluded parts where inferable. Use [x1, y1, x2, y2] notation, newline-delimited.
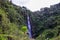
[0, 0, 60, 40]
[0, 0, 29, 40]
[31, 3, 60, 40]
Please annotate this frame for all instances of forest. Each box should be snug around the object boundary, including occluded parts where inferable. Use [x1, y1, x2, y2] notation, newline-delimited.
[0, 0, 60, 40]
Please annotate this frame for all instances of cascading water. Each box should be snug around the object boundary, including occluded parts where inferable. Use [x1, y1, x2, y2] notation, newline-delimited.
[27, 15, 32, 38]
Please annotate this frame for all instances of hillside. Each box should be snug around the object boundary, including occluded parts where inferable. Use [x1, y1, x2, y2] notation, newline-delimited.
[0, 0, 60, 40]
[0, 0, 29, 40]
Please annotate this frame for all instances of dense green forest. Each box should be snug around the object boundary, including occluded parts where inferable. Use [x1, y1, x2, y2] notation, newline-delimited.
[0, 0, 60, 40]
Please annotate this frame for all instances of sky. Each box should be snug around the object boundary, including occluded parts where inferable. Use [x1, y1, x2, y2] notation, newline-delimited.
[12, 0, 60, 11]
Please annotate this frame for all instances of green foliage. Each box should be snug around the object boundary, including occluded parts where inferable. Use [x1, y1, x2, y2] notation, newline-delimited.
[0, 0, 28, 40]
[21, 26, 27, 33]
[0, 0, 60, 40]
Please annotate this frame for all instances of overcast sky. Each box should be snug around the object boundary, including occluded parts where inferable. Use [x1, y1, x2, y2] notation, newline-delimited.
[12, 0, 60, 11]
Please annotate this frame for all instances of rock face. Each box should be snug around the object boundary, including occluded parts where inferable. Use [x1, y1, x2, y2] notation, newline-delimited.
[30, 38, 35, 40]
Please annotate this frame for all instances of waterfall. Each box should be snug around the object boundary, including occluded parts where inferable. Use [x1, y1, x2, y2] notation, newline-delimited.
[27, 15, 32, 38]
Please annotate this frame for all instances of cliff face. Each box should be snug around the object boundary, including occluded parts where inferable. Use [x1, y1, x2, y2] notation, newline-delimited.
[0, 0, 60, 40]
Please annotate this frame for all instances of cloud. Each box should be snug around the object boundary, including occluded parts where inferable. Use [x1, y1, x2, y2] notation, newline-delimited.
[24, 0, 60, 11]
[12, 0, 60, 11]
[12, 0, 30, 6]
